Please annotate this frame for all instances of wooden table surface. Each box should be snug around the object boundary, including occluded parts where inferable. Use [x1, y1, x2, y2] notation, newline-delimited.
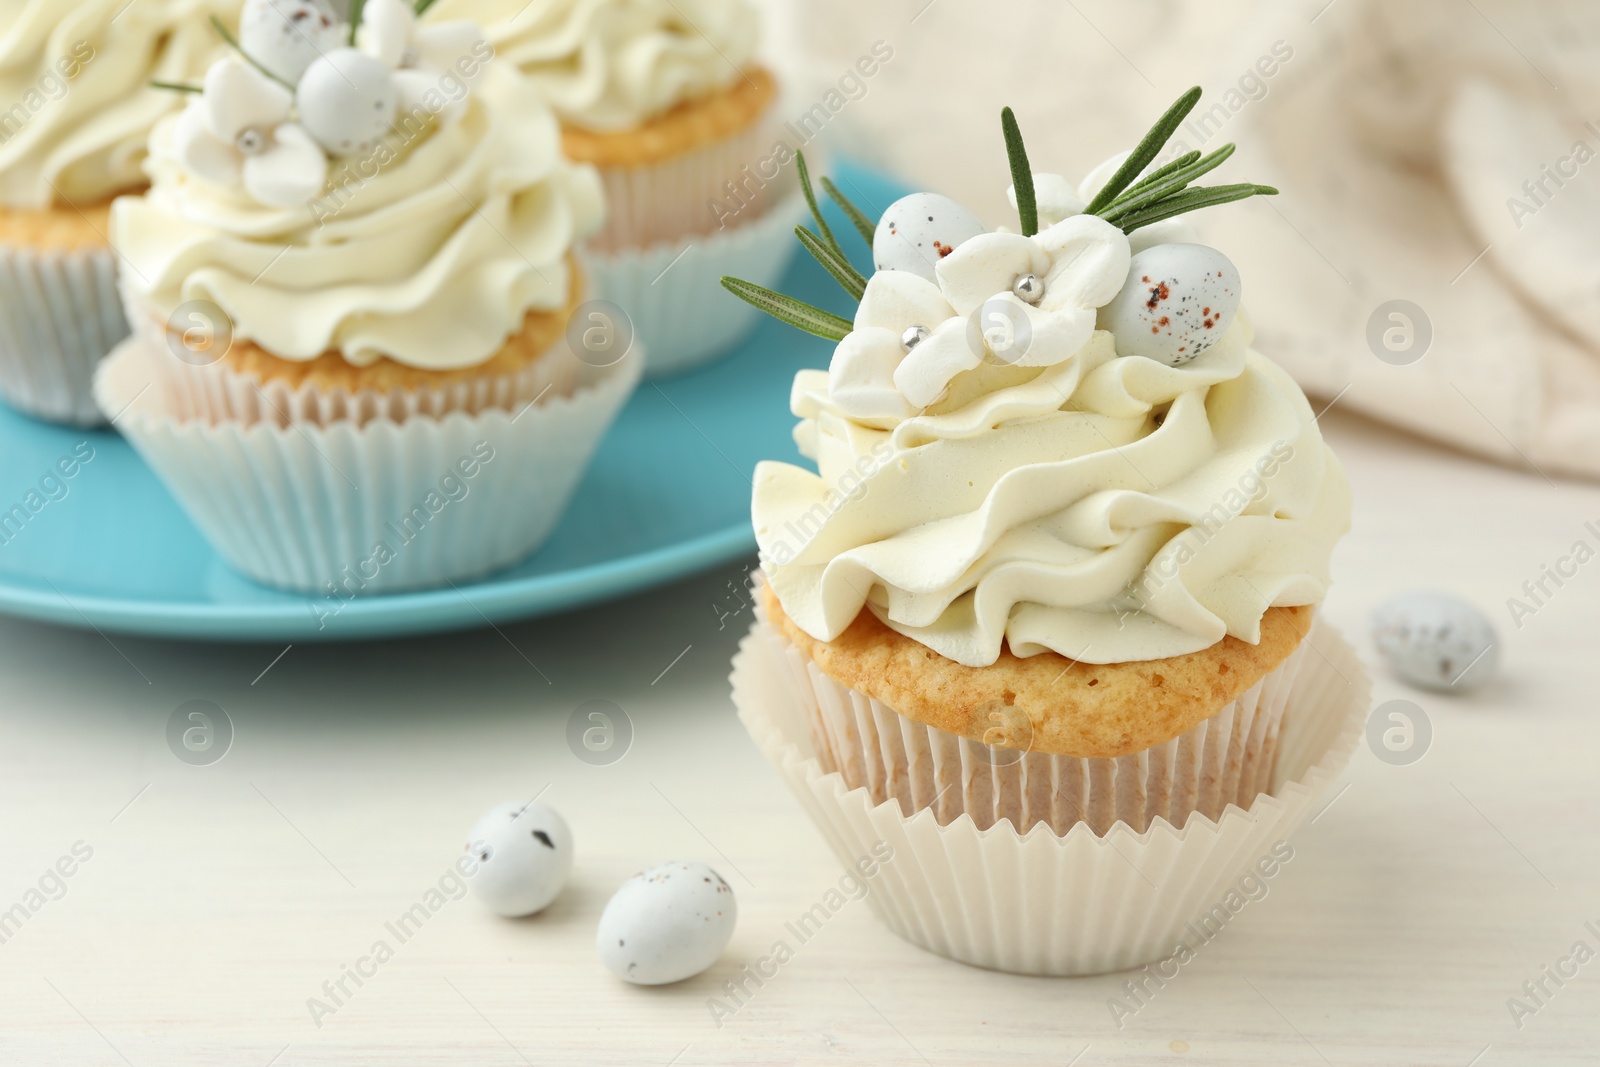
[1, 407, 1597, 1066]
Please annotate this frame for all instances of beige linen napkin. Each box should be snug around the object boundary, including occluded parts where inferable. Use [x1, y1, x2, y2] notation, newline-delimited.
[1205, 0, 1600, 481]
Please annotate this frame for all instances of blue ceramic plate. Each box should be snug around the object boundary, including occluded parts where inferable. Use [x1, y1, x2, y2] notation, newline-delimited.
[0, 161, 906, 642]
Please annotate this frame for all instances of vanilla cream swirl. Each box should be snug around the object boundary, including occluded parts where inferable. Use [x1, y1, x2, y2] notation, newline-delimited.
[427, 0, 758, 131]
[753, 229, 1351, 667]
[113, 64, 603, 370]
[0, 0, 236, 208]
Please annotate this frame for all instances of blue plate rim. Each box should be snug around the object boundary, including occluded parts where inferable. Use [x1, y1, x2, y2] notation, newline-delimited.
[0, 523, 754, 643]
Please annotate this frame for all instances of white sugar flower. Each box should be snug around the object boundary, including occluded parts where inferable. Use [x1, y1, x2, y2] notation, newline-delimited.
[829, 272, 959, 423]
[832, 210, 1130, 412]
[359, 0, 489, 127]
[173, 57, 328, 209]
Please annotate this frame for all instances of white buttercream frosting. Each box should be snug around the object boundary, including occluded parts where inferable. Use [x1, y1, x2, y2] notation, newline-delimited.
[426, 0, 758, 131]
[0, 0, 236, 208]
[114, 62, 603, 369]
[752, 173, 1351, 667]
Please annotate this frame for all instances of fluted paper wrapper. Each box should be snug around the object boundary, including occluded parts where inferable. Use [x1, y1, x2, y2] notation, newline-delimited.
[585, 107, 795, 253]
[732, 616, 1369, 976]
[780, 625, 1304, 837]
[0, 241, 128, 425]
[583, 188, 804, 378]
[128, 317, 583, 429]
[93, 335, 641, 594]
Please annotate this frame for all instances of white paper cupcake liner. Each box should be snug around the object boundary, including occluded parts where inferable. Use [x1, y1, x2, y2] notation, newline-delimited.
[732, 616, 1369, 976]
[93, 334, 642, 595]
[126, 312, 583, 429]
[585, 105, 796, 253]
[582, 187, 806, 378]
[0, 241, 128, 425]
[775, 622, 1304, 837]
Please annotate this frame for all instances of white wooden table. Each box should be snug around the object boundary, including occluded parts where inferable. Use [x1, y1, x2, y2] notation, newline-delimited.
[1, 407, 1596, 1066]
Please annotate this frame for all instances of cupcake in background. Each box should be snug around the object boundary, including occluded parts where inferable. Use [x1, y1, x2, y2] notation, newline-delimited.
[0, 0, 235, 425]
[727, 93, 1369, 975]
[429, 0, 802, 376]
[94, 0, 639, 595]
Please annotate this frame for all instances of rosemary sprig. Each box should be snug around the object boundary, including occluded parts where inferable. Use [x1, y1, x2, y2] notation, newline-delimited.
[1001, 106, 1037, 237]
[821, 176, 875, 245]
[1100, 143, 1236, 221]
[150, 80, 203, 93]
[795, 225, 866, 300]
[794, 152, 844, 263]
[1108, 182, 1278, 233]
[210, 15, 297, 90]
[1120, 149, 1200, 198]
[1084, 86, 1201, 215]
[349, 0, 368, 44]
[720, 277, 852, 342]
[1078, 87, 1276, 232]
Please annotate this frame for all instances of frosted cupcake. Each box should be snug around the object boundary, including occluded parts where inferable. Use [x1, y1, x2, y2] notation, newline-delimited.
[0, 0, 236, 425]
[727, 92, 1369, 975]
[93, 0, 638, 595]
[429, 0, 800, 375]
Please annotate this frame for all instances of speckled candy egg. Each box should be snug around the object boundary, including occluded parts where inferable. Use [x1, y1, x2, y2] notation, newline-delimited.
[240, 0, 344, 86]
[466, 800, 573, 917]
[596, 861, 736, 985]
[873, 192, 987, 283]
[1098, 243, 1241, 366]
[1371, 591, 1500, 691]
[296, 47, 397, 156]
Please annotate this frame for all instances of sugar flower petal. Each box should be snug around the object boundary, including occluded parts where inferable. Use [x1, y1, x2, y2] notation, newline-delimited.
[829, 328, 918, 421]
[1035, 214, 1131, 311]
[174, 102, 243, 187]
[934, 232, 1048, 316]
[203, 57, 293, 142]
[241, 122, 328, 208]
[854, 270, 956, 333]
[359, 0, 415, 68]
[894, 317, 980, 407]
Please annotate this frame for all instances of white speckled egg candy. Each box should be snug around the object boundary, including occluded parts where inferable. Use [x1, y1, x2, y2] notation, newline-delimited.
[297, 47, 398, 156]
[466, 800, 573, 917]
[873, 192, 987, 282]
[597, 861, 736, 985]
[240, 0, 344, 86]
[1099, 243, 1241, 365]
[1371, 591, 1500, 691]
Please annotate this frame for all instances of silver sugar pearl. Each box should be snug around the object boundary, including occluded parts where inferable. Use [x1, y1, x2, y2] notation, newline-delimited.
[901, 324, 930, 350]
[1012, 273, 1044, 304]
[235, 127, 268, 156]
